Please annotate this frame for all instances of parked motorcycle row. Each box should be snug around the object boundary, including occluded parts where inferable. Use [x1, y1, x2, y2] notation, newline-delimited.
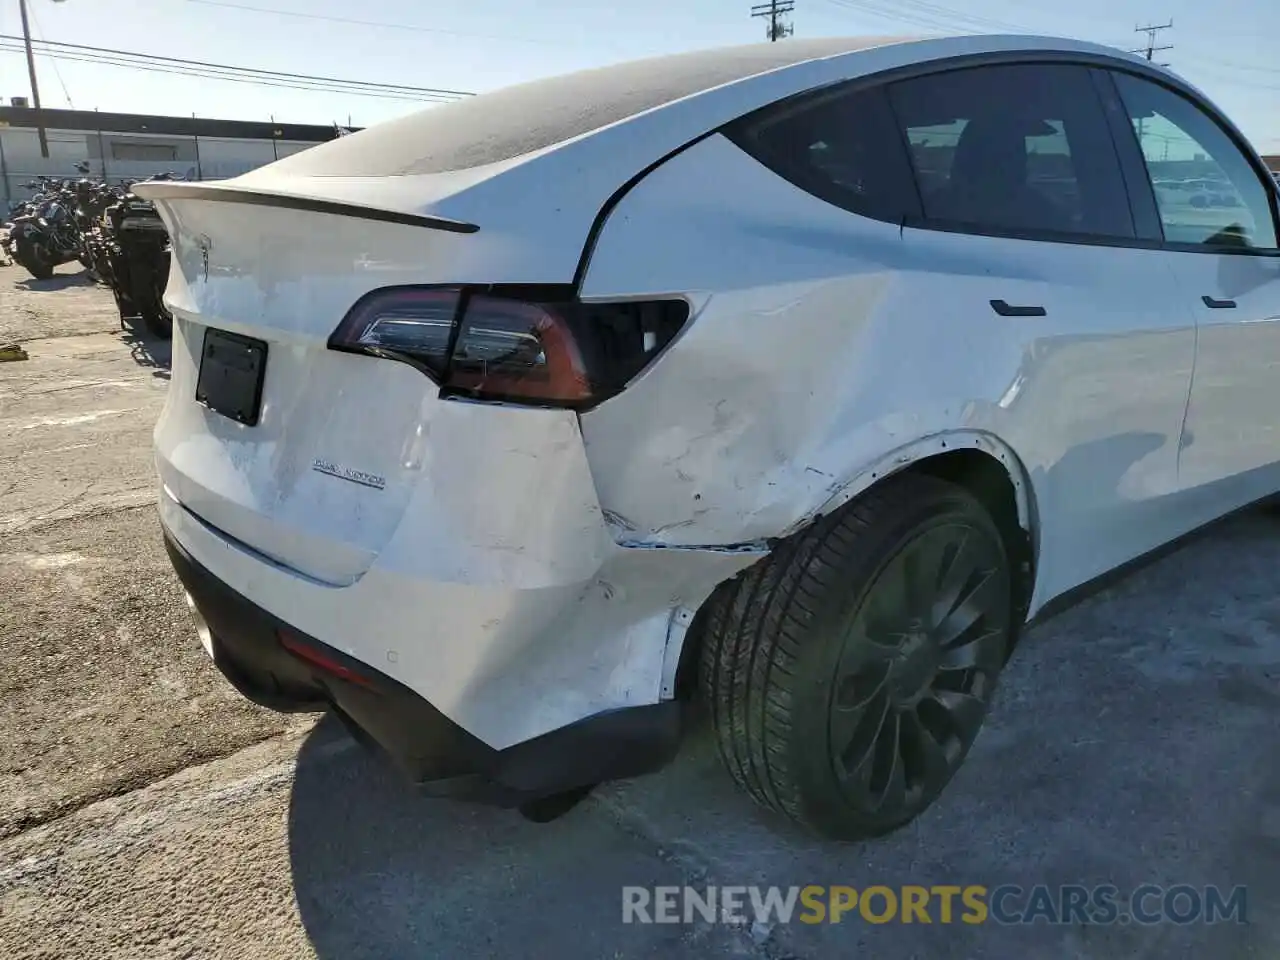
[1, 171, 179, 339]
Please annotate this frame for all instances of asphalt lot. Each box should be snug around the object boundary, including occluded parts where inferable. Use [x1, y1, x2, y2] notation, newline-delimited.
[1, 264, 1279, 959]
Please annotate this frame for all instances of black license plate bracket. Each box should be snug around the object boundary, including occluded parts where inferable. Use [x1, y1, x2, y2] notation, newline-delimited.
[196, 328, 268, 426]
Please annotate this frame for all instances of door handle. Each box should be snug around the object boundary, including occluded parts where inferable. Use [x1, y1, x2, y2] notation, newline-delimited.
[990, 299, 1047, 317]
[1202, 295, 1237, 309]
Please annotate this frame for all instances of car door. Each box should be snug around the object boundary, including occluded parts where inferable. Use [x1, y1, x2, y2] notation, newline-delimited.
[884, 62, 1199, 605]
[1106, 69, 1280, 512]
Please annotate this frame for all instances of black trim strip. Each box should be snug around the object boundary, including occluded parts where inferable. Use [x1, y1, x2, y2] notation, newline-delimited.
[896, 215, 1280, 257]
[131, 182, 479, 234]
[1088, 66, 1161, 242]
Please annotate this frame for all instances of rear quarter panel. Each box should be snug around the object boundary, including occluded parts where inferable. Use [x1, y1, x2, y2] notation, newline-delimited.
[577, 133, 1197, 614]
[578, 133, 998, 542]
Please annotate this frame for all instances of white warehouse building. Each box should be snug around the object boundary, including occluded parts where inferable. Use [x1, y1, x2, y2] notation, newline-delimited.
[0, 103, 356, 207]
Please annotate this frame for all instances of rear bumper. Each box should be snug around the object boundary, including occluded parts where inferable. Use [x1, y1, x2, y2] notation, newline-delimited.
[156, 470, 765, 751]
[164, 528, 686, 804]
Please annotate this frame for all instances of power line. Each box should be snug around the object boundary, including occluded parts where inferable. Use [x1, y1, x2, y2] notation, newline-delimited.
[0, 43, 458, 102]
[818, 0, 984, 35]
[751, 1, 795, 42]
[184, 0, 546, 45]
[1178, 62, 1280, 93]
[817, 0, 939, 32]
[0, 34, 471, 97]
[0, 35, 472, 100]
[0, 46, 463, 103]
[0, 47, 459, 102]
[874, 0, 1028, 32]
[1180, 54, 1280, 77]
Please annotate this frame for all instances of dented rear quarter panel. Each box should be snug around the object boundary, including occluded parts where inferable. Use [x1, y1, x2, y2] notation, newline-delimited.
[578, 134, 1199, 617]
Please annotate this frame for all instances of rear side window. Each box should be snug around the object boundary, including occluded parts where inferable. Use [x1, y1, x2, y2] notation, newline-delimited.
[726, 86, 923, 223]
[886, 64, 1135, 240]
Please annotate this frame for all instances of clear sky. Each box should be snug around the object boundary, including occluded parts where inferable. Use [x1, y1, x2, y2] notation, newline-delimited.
[0, 0, 1275, 152]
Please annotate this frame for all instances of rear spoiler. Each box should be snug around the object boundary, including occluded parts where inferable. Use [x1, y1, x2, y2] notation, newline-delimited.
[130, 180, 479, 234]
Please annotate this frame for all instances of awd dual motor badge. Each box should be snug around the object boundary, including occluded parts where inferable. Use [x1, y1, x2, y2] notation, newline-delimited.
[312, 458, 387, 491]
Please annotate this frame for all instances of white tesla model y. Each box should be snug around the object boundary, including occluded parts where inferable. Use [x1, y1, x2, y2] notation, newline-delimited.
[137, 33, 1280, 839]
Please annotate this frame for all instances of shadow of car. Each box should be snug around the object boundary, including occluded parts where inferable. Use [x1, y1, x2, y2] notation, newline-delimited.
[286, 715, 743, 959]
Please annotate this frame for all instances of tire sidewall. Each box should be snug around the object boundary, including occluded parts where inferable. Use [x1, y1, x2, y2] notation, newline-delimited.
[143, 309, 173, 340]
[788, 486, 1012, 838]
[16, 238, 54, 280]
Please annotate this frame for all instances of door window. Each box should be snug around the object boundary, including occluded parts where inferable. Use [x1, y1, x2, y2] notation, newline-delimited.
[1111, 71, 1278, 250]
[886, 64, 1136, 240]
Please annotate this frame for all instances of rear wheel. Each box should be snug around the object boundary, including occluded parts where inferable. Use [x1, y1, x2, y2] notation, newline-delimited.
[15, 239, 54, 280]
[111, 287, 132, 329]
[698, 473, 1014, 840]
[141, 305, 173, 340]
[129, 251, 172, 340]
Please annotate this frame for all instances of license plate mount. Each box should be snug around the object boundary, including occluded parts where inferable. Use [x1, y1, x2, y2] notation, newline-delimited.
[196, 328, 268, 426]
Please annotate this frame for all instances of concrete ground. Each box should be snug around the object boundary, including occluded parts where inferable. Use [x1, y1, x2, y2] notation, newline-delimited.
[1, 264, 1278, 959]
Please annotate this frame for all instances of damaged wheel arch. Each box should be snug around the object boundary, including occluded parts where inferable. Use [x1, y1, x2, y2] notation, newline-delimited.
[671, 432, 1040, 700]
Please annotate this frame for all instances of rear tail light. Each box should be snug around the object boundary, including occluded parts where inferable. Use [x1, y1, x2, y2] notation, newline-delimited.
[328, 285, 689, 409]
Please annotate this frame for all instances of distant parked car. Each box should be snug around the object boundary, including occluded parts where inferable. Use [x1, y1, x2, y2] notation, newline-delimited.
[138, 33, 1280, 840]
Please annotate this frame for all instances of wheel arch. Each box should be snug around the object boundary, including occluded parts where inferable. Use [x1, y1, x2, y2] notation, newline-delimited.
[674, 431, 1040, 698]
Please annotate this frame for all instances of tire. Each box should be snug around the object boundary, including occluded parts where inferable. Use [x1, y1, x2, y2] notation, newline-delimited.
[128, 251, 172, 340]
[138, 277, 172, 340]
[15, 239, 54, 280]
[698, 473, 1015, 841]
[142, 307, 173, 340]
[111, 285, 134, 329]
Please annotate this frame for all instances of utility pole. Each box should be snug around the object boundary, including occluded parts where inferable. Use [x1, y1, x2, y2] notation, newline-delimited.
[751, 0, 794, 42]
[1129, 21, 1172, 147]
[18, 0, 50, 158]
[1130, 21, 1173, 67]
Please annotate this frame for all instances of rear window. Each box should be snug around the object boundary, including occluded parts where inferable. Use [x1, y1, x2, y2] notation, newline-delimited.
[267, 37, 912, 177]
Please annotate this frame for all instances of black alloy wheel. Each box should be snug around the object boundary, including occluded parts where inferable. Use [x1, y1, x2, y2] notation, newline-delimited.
[825, 519, 1009, 823]
[700, 473, 1017, 840]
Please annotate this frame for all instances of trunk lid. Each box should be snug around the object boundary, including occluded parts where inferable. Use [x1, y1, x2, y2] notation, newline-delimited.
[144, 187, 575, 585]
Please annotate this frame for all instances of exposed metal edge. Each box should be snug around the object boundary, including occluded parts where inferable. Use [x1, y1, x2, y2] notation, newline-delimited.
[615, 538, 771, 555]
[659, 606, 697, 699]
[130, 181, 480, 234]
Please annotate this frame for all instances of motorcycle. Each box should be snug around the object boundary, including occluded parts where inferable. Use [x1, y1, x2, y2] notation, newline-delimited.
[105, 182, 174, 339]
[1, 168, 178, 339]
[5, 178, 86, 280]
[72, 179, 122, 280]
[74, 180, 128, 284]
